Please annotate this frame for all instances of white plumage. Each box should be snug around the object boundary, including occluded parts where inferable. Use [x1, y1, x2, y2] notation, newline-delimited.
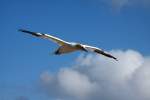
[19, 29, 117, 61]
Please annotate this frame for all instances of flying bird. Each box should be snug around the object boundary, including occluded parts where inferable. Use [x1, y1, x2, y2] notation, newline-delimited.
[19, 29, 118, 61]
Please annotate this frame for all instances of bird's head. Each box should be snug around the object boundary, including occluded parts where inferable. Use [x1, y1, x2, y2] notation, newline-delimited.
[75, 43, 88, 52]
[70, 42, 88, 52]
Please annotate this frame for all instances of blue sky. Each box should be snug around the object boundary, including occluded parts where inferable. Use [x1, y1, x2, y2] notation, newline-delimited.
[0, 0, 150, 100]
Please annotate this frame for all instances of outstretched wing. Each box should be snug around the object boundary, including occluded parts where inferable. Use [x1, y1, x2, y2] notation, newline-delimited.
[19, 29, 69, 46]
[83, 45, 118, 61]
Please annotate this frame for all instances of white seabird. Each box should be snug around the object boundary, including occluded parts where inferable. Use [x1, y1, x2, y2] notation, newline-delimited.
[19, 29, 118, 61]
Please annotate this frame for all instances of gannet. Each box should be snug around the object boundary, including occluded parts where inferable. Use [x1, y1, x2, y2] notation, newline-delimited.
[19, 29, 117, 61]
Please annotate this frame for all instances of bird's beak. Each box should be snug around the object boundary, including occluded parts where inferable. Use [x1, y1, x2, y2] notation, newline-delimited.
[82, 47, 88, 52]
[80, 46, 88, 52]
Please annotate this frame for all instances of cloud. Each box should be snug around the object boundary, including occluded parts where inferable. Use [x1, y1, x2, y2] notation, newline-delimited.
[96, 0, 150, 10]
[58, 68, 97, 99]
[40, 49, 150, 100]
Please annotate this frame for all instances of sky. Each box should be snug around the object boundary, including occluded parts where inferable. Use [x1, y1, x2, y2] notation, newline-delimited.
[0, 0, 150, 100]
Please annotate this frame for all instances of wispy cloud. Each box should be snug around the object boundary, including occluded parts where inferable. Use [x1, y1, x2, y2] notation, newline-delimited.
[40, 49, 150, 100]
[96, 0, 150, 10]
[113, 0, 150, 9]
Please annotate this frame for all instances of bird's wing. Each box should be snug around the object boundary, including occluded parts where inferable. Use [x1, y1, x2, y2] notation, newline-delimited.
[19, 29, 69, 46]
[83, 45, 118, 61]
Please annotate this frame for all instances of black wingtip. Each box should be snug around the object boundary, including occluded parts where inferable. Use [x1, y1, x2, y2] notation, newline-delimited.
[18, 29, 30, 33]
[111, 56, 118, 61]
[18, 29, 24, 32]
[114, 58, 118, 61]
[18, 29, 42, 37]
[18, 29, 33, 33]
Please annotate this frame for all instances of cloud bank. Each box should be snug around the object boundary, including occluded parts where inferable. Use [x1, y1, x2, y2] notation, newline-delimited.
[40, 50, 150, 100]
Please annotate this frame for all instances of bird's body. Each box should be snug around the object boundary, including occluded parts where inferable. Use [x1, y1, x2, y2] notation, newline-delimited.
[19, 29, 117, 61]
[54, 43, 84, 55]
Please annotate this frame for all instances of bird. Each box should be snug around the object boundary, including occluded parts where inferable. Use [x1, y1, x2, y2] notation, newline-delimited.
[19, 29, 118, 61]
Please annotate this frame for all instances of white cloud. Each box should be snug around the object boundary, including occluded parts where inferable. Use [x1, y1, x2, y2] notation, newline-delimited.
[57, 68, 97, 99]
[40, 49, 150, 100]
[131, 58, 150, 100]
